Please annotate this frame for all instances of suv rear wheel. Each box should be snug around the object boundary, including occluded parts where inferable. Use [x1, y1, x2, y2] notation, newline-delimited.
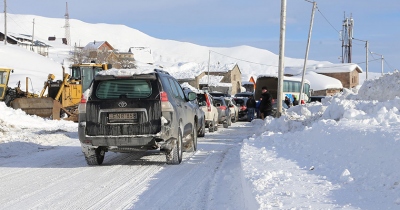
[209, 120, 215, 132]
[166, 129, 183, 165]
[198, 118, 205, 137]
[190, 123, 198, 152]
[82, 145, 105, 165]
[232, 112, 238, 123]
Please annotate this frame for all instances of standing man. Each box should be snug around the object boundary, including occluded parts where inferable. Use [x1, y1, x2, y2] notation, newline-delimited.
[246, 95, 256, 121]
[259, 86, 273, 119]
[284, 95, 291, 108]
[293, 95, 299, 106]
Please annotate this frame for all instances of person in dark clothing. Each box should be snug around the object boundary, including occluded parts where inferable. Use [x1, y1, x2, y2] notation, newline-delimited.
[293, 95, 299, 106]
[255, 98, 262, 118]
[259, 86, 273, 119]
[284, 95, 291, 108]
[246, 95, 256, 121]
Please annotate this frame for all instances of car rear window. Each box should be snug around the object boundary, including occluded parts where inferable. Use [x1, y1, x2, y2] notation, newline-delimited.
[213, 98, 223, 105]
[197, 94, 205, 102]
[234, 98, 246, 106]
[95, 79, 152, 99]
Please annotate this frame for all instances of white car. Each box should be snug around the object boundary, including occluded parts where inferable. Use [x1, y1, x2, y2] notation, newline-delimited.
[197, 92, 219, 132]
[224, 97, 239, 123]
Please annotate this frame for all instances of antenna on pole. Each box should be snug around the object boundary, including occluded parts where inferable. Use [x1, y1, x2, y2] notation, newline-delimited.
[64, 2, 71, 46]
[4, 0, 7, 45]
[341, 12, 354, 63]
[31, 18, 35, 51]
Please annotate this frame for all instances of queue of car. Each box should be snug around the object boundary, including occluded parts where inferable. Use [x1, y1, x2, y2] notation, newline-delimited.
[77, 66, 255, 166]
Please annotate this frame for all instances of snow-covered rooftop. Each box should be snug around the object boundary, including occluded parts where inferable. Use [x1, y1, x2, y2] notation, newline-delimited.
[129, 47, 154, 64]
[199, 75, 224, 85]
[83, 41, 108, 50]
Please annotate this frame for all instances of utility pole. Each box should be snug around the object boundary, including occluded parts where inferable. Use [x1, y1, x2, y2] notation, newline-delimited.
[64, 2, 71, 46]
[31, 18, 35, 51]
[4, 0, 7, 45]
[277, 0, 287, 117]
[341, 13, 354, 63]
[207, 50, 210, 91]
[365, 40, 369, 80]
[299, 0, 316, 104]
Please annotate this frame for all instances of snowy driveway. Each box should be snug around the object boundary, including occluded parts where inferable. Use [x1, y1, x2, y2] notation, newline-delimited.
[0, 119, 256, 210]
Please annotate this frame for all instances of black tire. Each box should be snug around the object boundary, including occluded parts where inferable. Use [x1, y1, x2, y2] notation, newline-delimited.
[227, 115, 232, 126]
[214, 118, 218, 131]
[223, 121, 229, 128]
[190, 122, 198, 152]
[232, 112, 237, 123]
[166, 129, 183, 165]
[84, 146, 105, 165]
[198, 117, 205, 137]
[209, 119, 215, 132]
[4, 89, 17, 107]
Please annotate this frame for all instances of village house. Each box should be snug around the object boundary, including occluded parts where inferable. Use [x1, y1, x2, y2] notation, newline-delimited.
[241, 76, 256, 92]
[178, 63, 242, 96]
[313, 63, 363, 89]
[284, 63, 362, 96]
[83, 41, 117, 62]
[129, 47, 154, 65]
[0, 31, 50, 57]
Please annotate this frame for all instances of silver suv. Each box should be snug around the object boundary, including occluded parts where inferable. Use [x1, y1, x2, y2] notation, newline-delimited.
[78, 68, 198, 165]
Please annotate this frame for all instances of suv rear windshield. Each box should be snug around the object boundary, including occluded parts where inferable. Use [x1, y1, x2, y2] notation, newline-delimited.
[96, 79, 152, 99]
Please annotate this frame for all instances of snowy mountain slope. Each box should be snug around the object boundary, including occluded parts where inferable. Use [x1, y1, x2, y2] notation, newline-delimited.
[0, 13, 329, 90]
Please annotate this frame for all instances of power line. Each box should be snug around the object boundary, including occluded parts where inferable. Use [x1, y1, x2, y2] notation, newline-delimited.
[316, 6, 340, 34]
[368, 49, 395, 72]
[3, 8, 31, 35]
[209, 50, 279, 67]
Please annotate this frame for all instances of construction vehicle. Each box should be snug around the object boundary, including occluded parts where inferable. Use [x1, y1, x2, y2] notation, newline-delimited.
[10, 63, 111, 122]
[0, 67, 38, 106]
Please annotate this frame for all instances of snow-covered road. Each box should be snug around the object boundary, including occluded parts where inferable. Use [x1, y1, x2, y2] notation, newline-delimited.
[0, 119, 256, 210]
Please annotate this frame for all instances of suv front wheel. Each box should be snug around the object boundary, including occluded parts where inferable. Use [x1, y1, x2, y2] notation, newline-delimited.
[166, 129, 183, 165]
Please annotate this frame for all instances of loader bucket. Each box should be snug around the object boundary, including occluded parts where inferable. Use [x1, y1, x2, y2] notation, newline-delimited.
[10, 97, 62, 120]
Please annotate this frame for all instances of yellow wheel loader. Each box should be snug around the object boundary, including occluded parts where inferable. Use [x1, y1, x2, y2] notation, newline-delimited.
[0, 68, 37, 106]
[0, 68, 13, 105]
[10, 63, 111, 122]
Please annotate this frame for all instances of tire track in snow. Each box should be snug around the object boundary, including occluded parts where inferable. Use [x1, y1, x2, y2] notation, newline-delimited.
[29, 153, 166, 209]
[130, 123, 254, 210]
[1, 122, 253, 209]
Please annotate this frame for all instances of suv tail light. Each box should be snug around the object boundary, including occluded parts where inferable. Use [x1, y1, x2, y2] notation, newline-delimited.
[205, 94, 211, 112]
[240, 105, 247, 111]
[80, 95, 87, 104]
[160, 91, 168, 102]
[219, 105, 227, 111]
[78, 94, 87, 113]
[160, 91, 174, 112]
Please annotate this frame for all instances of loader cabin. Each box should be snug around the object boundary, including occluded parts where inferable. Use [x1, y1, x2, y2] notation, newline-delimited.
[0, 68, 12, 100]
[70, 63, 112, 92]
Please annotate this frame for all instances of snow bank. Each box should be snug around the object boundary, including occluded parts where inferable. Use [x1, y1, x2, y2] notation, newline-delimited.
[240, 72, 400, 209]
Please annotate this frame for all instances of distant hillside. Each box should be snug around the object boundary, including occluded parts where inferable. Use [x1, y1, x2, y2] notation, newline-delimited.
[0, 13, 331, 90]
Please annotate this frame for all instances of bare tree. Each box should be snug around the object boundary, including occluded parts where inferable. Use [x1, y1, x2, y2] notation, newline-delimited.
[70, 46, 89, 64]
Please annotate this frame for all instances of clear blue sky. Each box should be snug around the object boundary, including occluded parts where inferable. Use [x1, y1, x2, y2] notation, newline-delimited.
[4, 0, 400, 73]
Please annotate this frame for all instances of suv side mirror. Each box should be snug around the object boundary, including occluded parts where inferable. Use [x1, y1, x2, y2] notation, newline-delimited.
[187, 92, 197, 101]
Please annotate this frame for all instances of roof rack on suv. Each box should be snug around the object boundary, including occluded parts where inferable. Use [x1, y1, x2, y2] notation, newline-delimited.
[154, 69, 170, 75]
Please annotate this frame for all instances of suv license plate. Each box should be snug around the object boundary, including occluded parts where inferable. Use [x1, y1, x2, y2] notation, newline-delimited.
[109, 113, 137, 120]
